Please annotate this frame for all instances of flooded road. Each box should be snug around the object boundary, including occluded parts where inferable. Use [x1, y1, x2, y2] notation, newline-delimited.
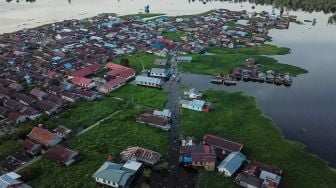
[1, 0, 336, 166]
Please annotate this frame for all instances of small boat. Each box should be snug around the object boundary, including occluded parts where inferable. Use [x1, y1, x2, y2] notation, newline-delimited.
[211, 75, 224, 84]
[284, 73, 292, 86]
[224, 75, 237, 86]
[249, 70, 259, 82]
[242, 69, 250, 82]
[231, 68, 242, 80]
[266, 70, 274, 83]
[258, 72, 266, 82]
[274, 73, 284, 85]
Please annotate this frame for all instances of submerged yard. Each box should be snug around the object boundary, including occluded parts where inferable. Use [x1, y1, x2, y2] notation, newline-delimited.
[180, 89, 336, 187]
[179, 45, 308, 76]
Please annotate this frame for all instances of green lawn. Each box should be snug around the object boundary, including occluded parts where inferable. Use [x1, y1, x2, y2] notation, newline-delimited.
[20, 107, 168, 188]
[0, 140, 21, 161]
[181, 89, 336, 188]
[162, 31, 185, 42]
[109, 85, 168, 109]
[113, 53, 166, 73]
[179, 45, 307, 76]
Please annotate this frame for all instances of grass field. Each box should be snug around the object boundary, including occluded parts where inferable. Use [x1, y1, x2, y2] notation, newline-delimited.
[181, 89, 336, 188]
[179, 45, 307, 76]
[109, 85, 168, 109]
[162, 31, 185, 42]
[20, 107, 168, 188]
[113, 53, 166, 73]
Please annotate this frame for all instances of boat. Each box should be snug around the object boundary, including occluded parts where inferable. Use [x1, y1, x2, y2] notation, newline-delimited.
[242, 69, 250, 82]
[257, 72, 266, 82]
[211, 75, 224, 84]
[274, 73, 284, 85]
[284, 73, 292, 86]
[249, 70, 259, 82]
[223, 75, 237, 86]
[231, 68, 242, 80]
[266, 70, 274, 83]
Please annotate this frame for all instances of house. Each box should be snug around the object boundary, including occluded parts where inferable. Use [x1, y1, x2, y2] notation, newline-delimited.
[8, 111, 27, 124]
[46, 95, 69, 107]
[43, 144, 79, 166]
[180, 99, 210, 112]
[217, 152, 246, 177]
[183, 88, 203, 99]
[14, 93, 37, 106]
[136, 113, 170, 131]
[27, 127, 62, 147]
[120, 147, 161, 166]
[176, 56, 192, 63]
[154, 59, 168, 66]
[34, 100, 60, 115]
[74, 89, 100, 101]
[135, 76, 162, 88]
[20, 106, 42, 120]
[235, 173, 264, 188]
[106, 63, 135, 81]
[71, 76, 96, 89]
[23, 139, 42, 155]
[71, 63, 101, 77]
[179, 145, 217, 171]
[152, 109, 171, 120]
[60, 91, 81, 103]
[3, 99, 23, 111]
[8, 82, 23, 92]
[30, 88, 49, 100]
[92, 160, 142, 188]
[0, 172, 32, 188]
[259, 171, 281, 188]
[0, 106, 10, 119]
[53, 126, 72, 140]
[149, 68, 170, 78]
[203, 134, 243, 154]
[97, 76, 126, 94]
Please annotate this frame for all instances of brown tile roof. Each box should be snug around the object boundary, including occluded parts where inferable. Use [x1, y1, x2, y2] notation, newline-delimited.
[28, 127, 60, 146]
[43, 144, 78, 165]
[136, 113, 168, 127]
[203, 134, 243, 152]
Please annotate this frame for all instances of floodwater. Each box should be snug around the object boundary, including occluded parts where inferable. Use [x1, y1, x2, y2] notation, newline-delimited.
[1, 0, 336, 166]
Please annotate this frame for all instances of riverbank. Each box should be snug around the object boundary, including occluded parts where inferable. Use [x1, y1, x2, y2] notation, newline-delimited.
[179, 44, 308, 76]
[181, 89, 336, 187]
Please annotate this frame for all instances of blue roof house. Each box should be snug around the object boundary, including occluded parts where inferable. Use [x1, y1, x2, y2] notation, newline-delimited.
[217, 152, 246, 177]
[236, 31, 247, 37]
[180, 99, 206, 112]
[104, 43, 117, 49]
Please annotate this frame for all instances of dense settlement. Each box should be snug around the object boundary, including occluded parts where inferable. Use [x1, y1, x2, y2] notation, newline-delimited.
[0, 8, 297, 188]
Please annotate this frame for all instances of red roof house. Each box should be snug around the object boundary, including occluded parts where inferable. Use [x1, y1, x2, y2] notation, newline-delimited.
[27, 127, 62, 147]
[43, 144, 79, 166]
[203, 134, 243, 153]
[71, 76, 96, 89]
[97, 76, 126, 94]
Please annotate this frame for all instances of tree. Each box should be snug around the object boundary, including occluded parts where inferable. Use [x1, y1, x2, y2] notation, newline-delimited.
[120, 58, 130, 67]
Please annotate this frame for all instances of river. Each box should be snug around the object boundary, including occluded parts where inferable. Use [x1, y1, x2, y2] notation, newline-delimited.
[1, 0, 336, 166]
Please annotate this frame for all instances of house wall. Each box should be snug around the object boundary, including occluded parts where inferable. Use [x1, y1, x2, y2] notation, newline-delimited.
[218, 168, 232, 177]
[136, 81, 161, 88]
[95, 177, 118, 188]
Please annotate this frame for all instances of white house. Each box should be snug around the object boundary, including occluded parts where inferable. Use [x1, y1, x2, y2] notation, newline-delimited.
[176, 56, 192, 63]
[180, 99, 209, 112]
[150, 68, 169, 78]
[135, 76, 163, 88]
[217, 152, 246, 177]
[183, 88, 203, 99]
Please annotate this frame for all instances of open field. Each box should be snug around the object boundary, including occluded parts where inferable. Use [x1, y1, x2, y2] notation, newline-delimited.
[181, 89, 336, 188]
[179, 45, 307, 76]
[109, 85, 168, 109]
